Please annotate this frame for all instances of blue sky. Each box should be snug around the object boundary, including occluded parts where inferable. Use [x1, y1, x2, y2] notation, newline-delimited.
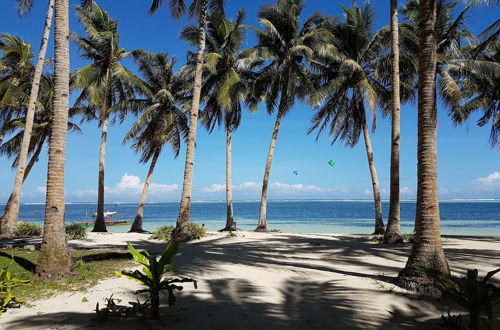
[0, 0, 499, 203]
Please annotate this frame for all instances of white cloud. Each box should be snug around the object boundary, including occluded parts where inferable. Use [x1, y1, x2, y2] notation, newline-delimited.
[233, 181, 261, 191]
[400, 186, 412, 195]
[269, 182, 322, 194]
[474, 172, 500, 191]
[70, 173, 179, 200]
[202, 184, 226, 193]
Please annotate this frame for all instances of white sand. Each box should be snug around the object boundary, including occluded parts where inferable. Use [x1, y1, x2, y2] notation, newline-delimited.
[1, 231, 499, 329]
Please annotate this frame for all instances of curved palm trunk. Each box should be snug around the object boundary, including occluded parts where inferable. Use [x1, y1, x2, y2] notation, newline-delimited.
[385, 0, 403, 244]
[36, 0, 72, 278]
[220, 126, 236, 231]
[362, 122, 384, 235]
[257, 87, 290, 232]
[398, 0, 449, 293]
[3, 139, 45, 215]
[171, 0, 207, 242]
[0, 0, 54, 237]
[129, 149, 160, 233]
[92, 115, 108, 232]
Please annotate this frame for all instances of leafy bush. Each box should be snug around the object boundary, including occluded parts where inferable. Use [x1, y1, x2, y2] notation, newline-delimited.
[418, 266, 500, 330]
[65, 223, 87, 239]
[150, 224, 206, 241]
[0, 258, 30, 316]
[14, 222, 42, 237]
[149, 225, 174, 241]
[187, 223, 206, 240]
[117, 242, 197, 318]
[402, 233, 414, 243]
[227, 231, 237, 238]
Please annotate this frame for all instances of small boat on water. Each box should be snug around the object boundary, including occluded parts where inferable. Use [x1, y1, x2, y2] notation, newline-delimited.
[78, 219, 132, 228]
[78, 211, 132, 227]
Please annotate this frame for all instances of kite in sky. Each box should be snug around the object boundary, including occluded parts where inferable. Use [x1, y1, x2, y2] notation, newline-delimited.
[293, 170, 298, 176]
[328, 160, 335, 168]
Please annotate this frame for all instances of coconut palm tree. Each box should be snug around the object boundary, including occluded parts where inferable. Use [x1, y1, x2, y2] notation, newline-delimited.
[0, 0, 54, 237]
[123, 50, 188, 233]
[0, 34, 33, 150]
[397, 0, 450, 292]
[449, 23, 499, 148]
[1, 73, 81, 210]
[384, 0, 404, 244]
[148, 0, 225, 241]
[181, 10, 250, 231]
[308, 3, 389, 235]
[35, 0, 72, 278]
[72, 2, 145, 232]
[242, 0, 326, 231]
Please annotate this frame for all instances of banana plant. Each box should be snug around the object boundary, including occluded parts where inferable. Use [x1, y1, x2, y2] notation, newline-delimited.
[0, 257, 30, 316]
[417, 266, 500, 330]
[117, 242, 197, 319]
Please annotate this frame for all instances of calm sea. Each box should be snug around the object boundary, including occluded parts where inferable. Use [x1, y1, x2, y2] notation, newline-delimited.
[9, 200, 500, 236]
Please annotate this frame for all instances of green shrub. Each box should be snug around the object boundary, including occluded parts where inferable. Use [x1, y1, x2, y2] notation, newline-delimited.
[418, 266, 500, 330]
[227, 231, 237, 238]
[0, 258, 30, 316]
[65, 223, 87, 240]
[187, 223, 206, 240]
[402, 233, 414, 243]
[116, 242, 197, 318]
[149, 225, 174, 241]
[150, 224, 206, 241]
[14, 222, 42, 237]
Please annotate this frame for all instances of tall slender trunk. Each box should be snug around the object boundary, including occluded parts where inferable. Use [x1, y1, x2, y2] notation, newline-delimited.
[36, 0, 72, 278]
[220, 126, 236, 231]
[92, 115, 108, 232]
[362, 122, 384, 235]
[129, 149, 160, 233]
[0, 0, 54, 237]
[398, 0, 449, 293]
[3, 139, 45, 213]
[256, 85, 289, 232]
[171, 0, 207, 242]
[385, 0, 403, 244]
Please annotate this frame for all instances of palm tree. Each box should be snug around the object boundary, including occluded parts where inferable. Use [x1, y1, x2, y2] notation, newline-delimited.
[1, 74, 81, 211]
[148, 0, 225, 241]
[181, 11, 250, 231]
[308, 3, 388, 235]
[123, 51, 188, 233]
[35, 0, 72, 278]
[242, 0, 326, 231]
[0, 34, 33, 150]
[0, 0, 54, 238]
[72, 2, 145, 232]
[397, 0, 450, 292]
[449, 24, 499, 148]
[384, 0, 403, 244]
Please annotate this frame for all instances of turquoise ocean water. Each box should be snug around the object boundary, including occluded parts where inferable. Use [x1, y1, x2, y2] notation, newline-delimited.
[9, 199, 500, 236]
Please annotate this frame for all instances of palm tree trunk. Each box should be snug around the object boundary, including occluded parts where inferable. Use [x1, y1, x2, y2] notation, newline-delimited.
[129, 149, 160, 233]
[0, 0, 54, 237]
[220, 126, 236, 231]
[2, 139, 45, 213]
[257, 87, 289, 232]
[362, 122, 385, 235]
[92, 115, 108, 232]
[171, 0, 207, 242]
[36, 0, 72, 278]
[385, 0, 403, 244]
[397, 0, 449, 293]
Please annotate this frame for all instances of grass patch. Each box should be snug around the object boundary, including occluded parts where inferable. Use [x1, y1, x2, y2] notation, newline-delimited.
[0, 248, 134, 302]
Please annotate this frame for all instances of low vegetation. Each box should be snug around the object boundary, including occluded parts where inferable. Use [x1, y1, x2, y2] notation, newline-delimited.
[14, 222, 42, 237]
[116, 242, 196, 319]
[418, 266, 500, 330]
[0, 263, 30, 316]
[150, 223, 206, 241]
[0, 248, 134, 302]
[65, 223, 87, 240]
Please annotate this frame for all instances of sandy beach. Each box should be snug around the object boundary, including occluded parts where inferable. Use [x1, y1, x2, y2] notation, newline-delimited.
[0, 231, 498, 329]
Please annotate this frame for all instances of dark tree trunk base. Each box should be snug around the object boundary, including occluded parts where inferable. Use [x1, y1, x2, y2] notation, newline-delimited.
[219, 226, 240, 232]
[396, 267, 440, 296]
[384, 233, 403, 244]
[372, 227, 385, 235]
[171, 226, 191, 243]
[36, 269, 77, 280]
[128, 229, 148, 233]
[255, 226, 269, 232]
[91, 227, 108, 233]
